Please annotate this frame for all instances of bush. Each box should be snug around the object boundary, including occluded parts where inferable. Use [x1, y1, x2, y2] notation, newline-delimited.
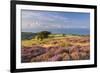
[70, 51, 80, 60]
[61, 52, 70, 61]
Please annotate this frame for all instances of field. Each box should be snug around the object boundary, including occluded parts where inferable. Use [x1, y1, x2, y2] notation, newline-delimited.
[21, 33, 90, 63]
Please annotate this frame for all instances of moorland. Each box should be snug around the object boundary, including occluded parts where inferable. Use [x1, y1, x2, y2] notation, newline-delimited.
[21, 31, 90, 63]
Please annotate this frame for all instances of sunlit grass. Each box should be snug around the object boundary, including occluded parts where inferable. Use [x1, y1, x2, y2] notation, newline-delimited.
[22, 35, 89, 48]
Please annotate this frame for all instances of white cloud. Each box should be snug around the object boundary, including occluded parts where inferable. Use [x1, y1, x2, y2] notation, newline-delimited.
[21, 10, 90, 32]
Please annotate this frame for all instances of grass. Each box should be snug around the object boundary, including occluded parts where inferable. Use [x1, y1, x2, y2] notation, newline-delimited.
[22, 34, 89, 47]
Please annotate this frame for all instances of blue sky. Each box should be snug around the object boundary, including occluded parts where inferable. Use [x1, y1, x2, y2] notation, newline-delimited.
[21, 10, 90, 33]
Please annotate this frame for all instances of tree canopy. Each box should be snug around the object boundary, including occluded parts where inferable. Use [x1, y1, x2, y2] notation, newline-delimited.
[36, 31, 51, 40]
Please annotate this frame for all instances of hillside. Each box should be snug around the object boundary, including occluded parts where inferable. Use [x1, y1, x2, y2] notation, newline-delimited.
[21, 32, 36, 40]
[21, 34, 90, 63]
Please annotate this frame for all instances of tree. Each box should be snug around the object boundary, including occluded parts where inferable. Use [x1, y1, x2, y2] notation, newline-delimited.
[36, 31, 51, 40]
[62, 34, 65, 37]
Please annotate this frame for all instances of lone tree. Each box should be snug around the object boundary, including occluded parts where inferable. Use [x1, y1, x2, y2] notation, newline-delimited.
[36, 31, 51, 40]
[62, 34, 66, 37]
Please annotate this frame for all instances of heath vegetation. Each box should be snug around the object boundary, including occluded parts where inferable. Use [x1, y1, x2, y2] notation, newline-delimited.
[21, 31, 90, 63]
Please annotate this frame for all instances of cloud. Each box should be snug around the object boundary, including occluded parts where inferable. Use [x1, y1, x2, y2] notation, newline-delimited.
[22, 10, 70, 29]
[21, 10, 90, 32]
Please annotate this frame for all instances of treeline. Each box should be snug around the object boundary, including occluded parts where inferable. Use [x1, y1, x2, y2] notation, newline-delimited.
[21, 31, 51, 40]
[21, 32, 36, 40]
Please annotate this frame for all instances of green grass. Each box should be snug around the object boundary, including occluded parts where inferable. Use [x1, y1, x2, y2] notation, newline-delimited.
[22, 34, 89, 47]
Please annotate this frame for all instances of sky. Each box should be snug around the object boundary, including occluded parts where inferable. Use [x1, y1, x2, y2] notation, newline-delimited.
[21, 10, 90, 33]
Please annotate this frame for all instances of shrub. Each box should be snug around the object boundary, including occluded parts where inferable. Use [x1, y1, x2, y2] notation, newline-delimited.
[48, 54, 62, 61]
[61, 52, 70, 61]
[70, 51, 80, 60]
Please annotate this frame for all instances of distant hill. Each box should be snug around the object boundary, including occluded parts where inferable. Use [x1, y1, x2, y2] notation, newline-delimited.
[21, 32, 36, 40]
